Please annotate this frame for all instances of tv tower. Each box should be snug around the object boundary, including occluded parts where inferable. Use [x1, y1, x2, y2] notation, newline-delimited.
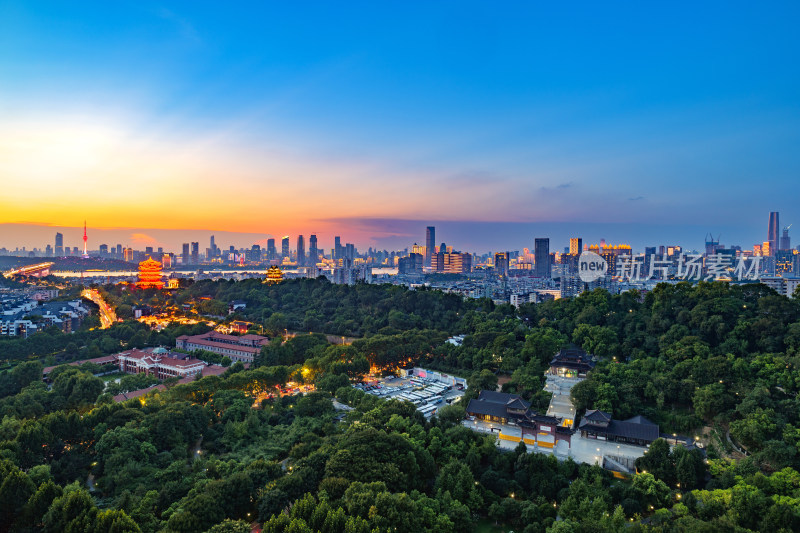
[82, 221, 89, 258]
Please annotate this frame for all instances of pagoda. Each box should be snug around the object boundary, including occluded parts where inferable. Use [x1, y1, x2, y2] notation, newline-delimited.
[264, 266, 284, 284]
[137, 256, 164, 289]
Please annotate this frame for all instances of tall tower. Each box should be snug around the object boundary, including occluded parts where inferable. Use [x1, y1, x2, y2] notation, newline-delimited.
[425, 226, 435, 268]
[309, 234, 318, 265]
[534, 238, 551, 278]
[55, 232, 64, 256]
[780, 226, 791, 251]
[281, 236, 290, 259]
[82, 221, 89, 258]
[296, 235, 305, 266]
[768, 212, 780, 256]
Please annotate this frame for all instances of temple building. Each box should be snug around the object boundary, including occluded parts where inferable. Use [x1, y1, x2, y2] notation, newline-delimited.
[137, 256, 164, 289]
[548, 346, 595, 378]
[264, 265, 284, 284]
[466, 390, 574, 449]
[578, 409, 660, 446]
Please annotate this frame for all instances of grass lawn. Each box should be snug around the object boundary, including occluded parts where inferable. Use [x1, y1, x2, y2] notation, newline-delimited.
[475, 518, 515, 533]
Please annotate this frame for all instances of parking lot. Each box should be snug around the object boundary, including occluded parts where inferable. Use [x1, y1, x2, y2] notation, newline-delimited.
[355, 373, 465, 418]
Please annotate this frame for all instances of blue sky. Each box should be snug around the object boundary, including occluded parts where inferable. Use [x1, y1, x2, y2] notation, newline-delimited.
[1, 2, 799, 252]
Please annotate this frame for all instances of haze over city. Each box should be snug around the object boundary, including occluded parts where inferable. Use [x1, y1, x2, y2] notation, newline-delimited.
[2, 2, 800, 252]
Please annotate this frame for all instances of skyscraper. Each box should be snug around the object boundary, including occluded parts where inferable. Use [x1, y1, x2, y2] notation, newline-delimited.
[494, 252, 509, 276]
[534, 238, 551, 278]
[334, 236, 342, 260]
[296, 235, 305, 266]
[182, 243, 190, 263]
[191, 242, 199, 264]
[425, 226, 435, 268]
[267, 238, 276, 260]
[281, 236, 290, 259]
[768, 212, 780, 256]
[569, 238, 582, 255]
[210, 235, 217, 258]
[309, 234, 318, 265]
[780, 226, 791, 251]
[55, 232, 63, 256]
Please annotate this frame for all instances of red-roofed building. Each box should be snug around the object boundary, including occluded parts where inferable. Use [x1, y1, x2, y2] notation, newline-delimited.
[117, 347, 205, 379]
[176, 331, 269, 363]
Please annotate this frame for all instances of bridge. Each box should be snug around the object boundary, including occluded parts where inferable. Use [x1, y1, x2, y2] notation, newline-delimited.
[3, 262, 55, 278]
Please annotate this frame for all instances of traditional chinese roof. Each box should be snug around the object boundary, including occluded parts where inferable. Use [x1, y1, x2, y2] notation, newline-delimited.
[581, 409, 612, 426]
[549, 346, 595, 371]
[579, 411, 659, 442]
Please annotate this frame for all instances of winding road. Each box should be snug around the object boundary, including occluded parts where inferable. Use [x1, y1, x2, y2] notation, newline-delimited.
[81, 289, 117, 329]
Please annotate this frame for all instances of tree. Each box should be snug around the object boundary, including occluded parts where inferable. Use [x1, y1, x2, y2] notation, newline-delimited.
[0, 466, 36, 532]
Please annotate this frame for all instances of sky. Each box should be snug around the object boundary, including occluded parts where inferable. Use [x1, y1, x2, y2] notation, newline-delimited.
[1, 2, 799, 253]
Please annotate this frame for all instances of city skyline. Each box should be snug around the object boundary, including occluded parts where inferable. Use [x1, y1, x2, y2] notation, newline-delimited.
[2, 3, 800, 245]
[1, 211, 795, 258]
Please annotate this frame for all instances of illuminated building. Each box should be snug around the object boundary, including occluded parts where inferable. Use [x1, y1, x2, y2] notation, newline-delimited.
[182, 243, 190, 264]
[118, 347, 204, 379]
[587, 244, 632, 277]
[55, 232, 63, 256]
[176, 331, 269, 363]
[267, 238, 276, 260]
[776, 250, 794, 274]
[161, 254, 172, 269]
[264, 265, 284, 284]
[434, 251, 472, 273]
[494, 252, 509, 276]
[281, 236, 290, 259]
[569, 238, 583, 255]
[191, 242, 199, 264]
[137, 256, 164, 289]
[123, 247, 134, 262]
[82, 221, 89, 258]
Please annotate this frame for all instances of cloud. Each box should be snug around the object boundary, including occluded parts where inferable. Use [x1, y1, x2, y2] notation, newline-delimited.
[538, 182, 573, 192]
[627, 196, 645, 201]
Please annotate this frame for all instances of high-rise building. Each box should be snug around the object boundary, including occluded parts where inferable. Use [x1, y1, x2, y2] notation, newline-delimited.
[116, 244, 122, 258]
[297, 235, 305, 266]
[334, 236, 342, 260]
[191, 242, 199, 264]
[780, 226, 791, 251]
[210, 235, 217, 258]
[182, 243, 190, 263]
[281, 236, 290, 259]
[267, 239, 276, 260]
[250, 244, 261, 262]
[398, 253, 424, 274]
[569, 238, 583, 255]
[309, 235, 318, 265]
[425, 226, 435, 268]
[768, 212, 780, 256]
[145, 246, 154, 255]
[534, 238, 551, 278]
[55, 232, 64, 256]
[99, 244, 109, 256]
[494, 252, 509, 276]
